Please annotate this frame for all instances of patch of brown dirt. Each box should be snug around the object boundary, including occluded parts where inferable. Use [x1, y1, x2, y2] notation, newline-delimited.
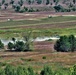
[0, 10, 76, 21]
[34, 41, 54, 52]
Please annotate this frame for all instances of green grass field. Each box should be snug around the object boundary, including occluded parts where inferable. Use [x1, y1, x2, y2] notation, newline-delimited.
[0, 16, 76, 27]
[0, 52, 76, 75]
[0, 16, 76, 38]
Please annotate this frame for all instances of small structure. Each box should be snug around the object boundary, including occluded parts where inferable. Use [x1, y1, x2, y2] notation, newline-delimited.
[7, 19, 11, 21]
[7, 19, 12, 21]
[48, 15, 52, 18]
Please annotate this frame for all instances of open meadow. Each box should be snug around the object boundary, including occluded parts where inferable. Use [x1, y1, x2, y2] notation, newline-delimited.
[0, 10, 76, 74]
[0, 0, 76, 74]
[0, 11, 76, 38]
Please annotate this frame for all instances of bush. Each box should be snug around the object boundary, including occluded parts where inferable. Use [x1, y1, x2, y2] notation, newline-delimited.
[42, 56, 46, 59]
[72, 7, 76, 11]
[5, 65, 16, 75]
[17, 66, 28, 75]
[8, 31, 33, 51]
[54, 35, 76, 52]
[28, 67, 35, 75]
[23, 7, 28, 12]
[40, 66, 53, 75]
[19, 9, 25, 13]
[37, 0, 42, 4]
[0, 64, 76, 75]
[54, 5, 64, 12]
[15, 5, 21, 12]
[8, 42, 14, 50]
[0, 40, 4, 49]
[21, 58, 34, 62]
[0, 69, 5, 75]
[15, 41, 25, 51]
[12, 4, 16, 9]
[28, 8, 35, 12]
[0, 62, 7, 66]
[70, 64, 76, 75]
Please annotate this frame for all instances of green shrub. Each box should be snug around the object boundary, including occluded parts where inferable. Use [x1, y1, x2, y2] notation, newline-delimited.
[0, 40, 4, 49]
[54, 5, 63, 12]
[15, 41, 25, 51]
[54, 35, 76, 52]
[70, 64, 76, 75]
[21, 58, 34, 62]
[0, 62, 7, 66]
[0, 64, 75, 75]
[42, 56, 46, 59]
[28, 8, 35, 12]
[28, 67, 35, 75]
[24, 7, 28, 12]
[8, 42, 14, 50]
[0, 69, 5, 75]
[5, 65, 16, 75]
[17, 66, 28, 75]
[40, 66, 54, 75]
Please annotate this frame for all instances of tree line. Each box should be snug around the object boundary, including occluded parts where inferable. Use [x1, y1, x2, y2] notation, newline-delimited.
[0, 32, 33, 51]
[0, 64, 76, 75]
[0, 0, 76, 12]
[0, 35, 76, 52]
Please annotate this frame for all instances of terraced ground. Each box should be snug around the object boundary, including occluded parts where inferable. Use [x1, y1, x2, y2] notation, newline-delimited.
[0, 13, 76, 38]
[0, 11, 76, 73]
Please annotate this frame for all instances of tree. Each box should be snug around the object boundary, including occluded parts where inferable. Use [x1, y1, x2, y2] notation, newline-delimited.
[0, 40, 4, 49]
[15, 5, 21, 12]
[23, 31, 33, 51]
[40, 66, 53, 75]
[0, 3, 2, 9]
[2, 0, 5, 5]
[54, 35, 76, 52]
[59, 41, 71, 52]
[62, 0, 67, 4]
[27, 0, 32, 5]
[72, 6, 76, 11]
[8, 31, 33, 51]
[12, 37, 16, 43]
[4, 3, 8, 9]
[31, 0, 35, 4]
[54, 5, 63, 12]
[37, 0, 42, 4]
[46, 0, 50, 5]
[18, 0, 24, 6]
[68, 35, 76, 52]
[23, 6, 28, 12]
[28, 8, 35, 12]
[12, 4, 16, 9]
[8, 42, 14, 50]
[10, 0, 14, 5]
[15, 41, 25, 51]
[54, 36, 71, 52]
[53, 0, 59, 5]
[73, 0, 76, 4]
